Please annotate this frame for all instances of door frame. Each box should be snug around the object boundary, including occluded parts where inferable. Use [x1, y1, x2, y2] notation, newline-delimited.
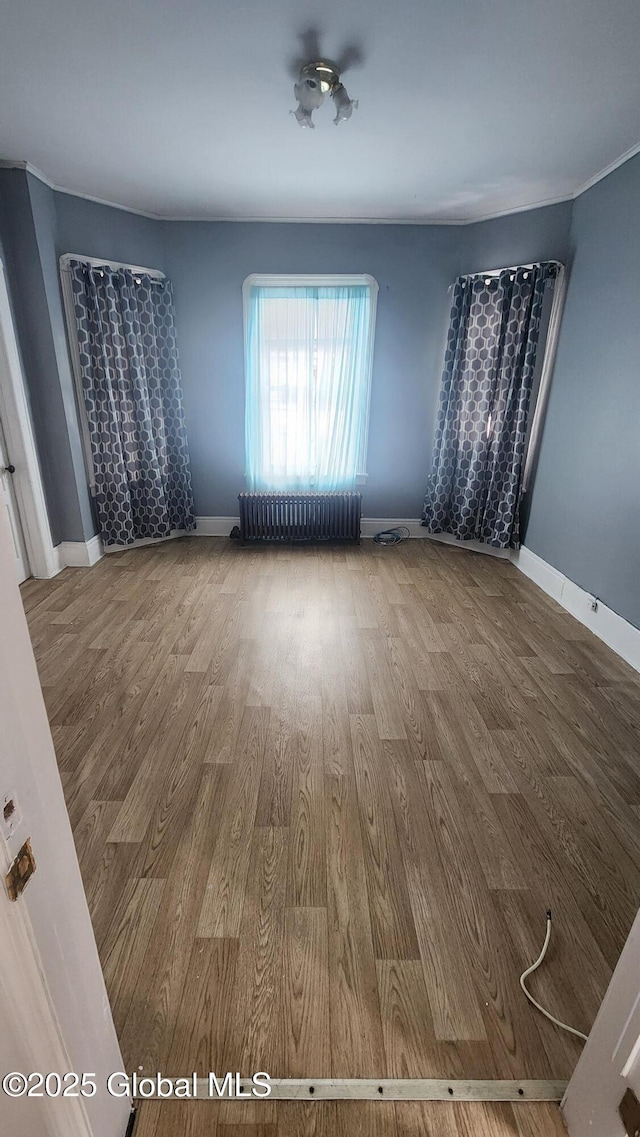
[0, 257, 61, 578]
[562, 908, 640, 1135]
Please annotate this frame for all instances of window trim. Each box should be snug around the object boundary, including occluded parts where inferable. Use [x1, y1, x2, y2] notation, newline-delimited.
[242, 273, 378, 485]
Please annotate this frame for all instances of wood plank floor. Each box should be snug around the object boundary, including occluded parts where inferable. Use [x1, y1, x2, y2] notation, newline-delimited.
[134, 1097, 568, 1136]
[21, 538, 640, 1100]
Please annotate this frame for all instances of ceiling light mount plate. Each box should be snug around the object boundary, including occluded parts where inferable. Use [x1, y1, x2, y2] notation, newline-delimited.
[300, 61, 340, 95]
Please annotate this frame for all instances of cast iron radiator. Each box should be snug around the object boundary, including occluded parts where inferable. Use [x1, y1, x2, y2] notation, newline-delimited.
[238, 493, 361, 544]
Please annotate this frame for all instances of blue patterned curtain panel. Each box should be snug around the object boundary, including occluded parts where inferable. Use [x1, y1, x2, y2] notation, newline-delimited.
[422, 263, 557, 549]
[68, 262, 195, 546]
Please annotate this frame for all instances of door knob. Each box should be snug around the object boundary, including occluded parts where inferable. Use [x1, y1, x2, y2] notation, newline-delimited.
[2, 465, 16, 474]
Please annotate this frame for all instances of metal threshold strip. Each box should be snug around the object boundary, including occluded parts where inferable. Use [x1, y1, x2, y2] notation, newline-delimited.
[141, 1078, 568, 1102]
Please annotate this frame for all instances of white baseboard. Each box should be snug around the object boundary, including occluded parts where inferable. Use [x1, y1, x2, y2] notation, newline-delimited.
[101, 529, 190, 552]
[510, 545, 565, 600]
[58, 530, 190, 564]
[48, 544, 64, 576]
[415, 528, 511, 558]
[57, 534, 103, 568]
[195, 516, 434, 539]
[195, 514, 508, 556]
[511, 545, 640, 674]
[195, 516, 240, 536]
[360, 517, 427, 539]
[360, 519, 508, 557]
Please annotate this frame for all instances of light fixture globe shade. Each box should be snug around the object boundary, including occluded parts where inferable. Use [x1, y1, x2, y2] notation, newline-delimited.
[331, 82, 358, 125]
[294, 75, 324, 112]
[290, 104, 315, 128]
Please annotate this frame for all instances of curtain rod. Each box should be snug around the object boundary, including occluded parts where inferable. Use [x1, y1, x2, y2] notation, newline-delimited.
[457, 260, 564, 282]
[59, 252, 165, 280]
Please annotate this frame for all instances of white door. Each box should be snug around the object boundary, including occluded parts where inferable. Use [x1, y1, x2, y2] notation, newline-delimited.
[0, 495, 130, 1137]
[0, 414, 29, 582]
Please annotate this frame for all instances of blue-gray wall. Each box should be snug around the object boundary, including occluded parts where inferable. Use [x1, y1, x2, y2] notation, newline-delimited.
[525, 155, 640, 629]
[460, 201, 573, 275]
[0, 169, 93, 543]
[163, 221, 463, 518]
[2, 168, 637, 633]
[0, 184, 574, 538]
[0, 171, 166, 544]
[29, 174, 96, 542]
[162, 205, 572, 519]
[53, 191, 165, 271]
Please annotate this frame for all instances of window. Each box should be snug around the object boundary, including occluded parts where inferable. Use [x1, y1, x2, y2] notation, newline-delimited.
[243, 274, 377, 491]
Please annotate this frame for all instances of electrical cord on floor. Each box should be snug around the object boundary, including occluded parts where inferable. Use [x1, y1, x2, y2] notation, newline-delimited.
[520, 910, 588, 1042]
[372, 526, 411, 545]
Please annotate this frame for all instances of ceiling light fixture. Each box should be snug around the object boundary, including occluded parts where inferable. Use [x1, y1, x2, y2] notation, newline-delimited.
[291, 61, 358, 129]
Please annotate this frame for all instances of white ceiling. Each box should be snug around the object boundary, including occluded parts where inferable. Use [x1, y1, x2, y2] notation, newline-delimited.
[1, 0, 640, 222]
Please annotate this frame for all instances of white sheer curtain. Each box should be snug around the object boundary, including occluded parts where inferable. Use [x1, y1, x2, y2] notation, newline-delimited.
[245, 283, 375, 491]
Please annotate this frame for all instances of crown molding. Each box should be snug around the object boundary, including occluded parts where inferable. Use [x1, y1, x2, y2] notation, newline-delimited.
[0, 164, 575, 225]
[572, 137, 640, 198]
[0, 158, 56, 188]
[161, 192, 575, 225]
[54, 187, 159, 221]
[0, 159, 160, 220]
[1, 136, 639, 225]
[0, 159, 572, 224]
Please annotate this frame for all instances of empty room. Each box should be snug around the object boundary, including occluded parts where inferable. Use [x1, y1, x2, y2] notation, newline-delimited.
[0, 3, 639, 1136]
